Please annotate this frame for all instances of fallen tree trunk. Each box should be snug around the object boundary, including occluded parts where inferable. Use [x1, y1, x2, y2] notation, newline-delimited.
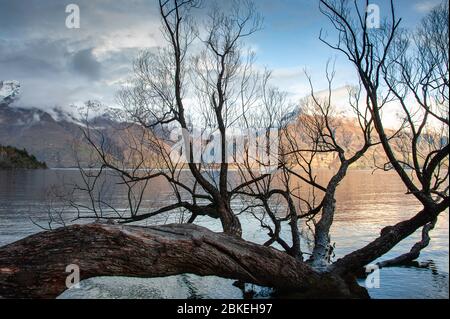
[0, 223, 368, 299]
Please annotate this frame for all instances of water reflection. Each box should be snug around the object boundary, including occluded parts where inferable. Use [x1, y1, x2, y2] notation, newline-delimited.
[0, 169, 448, 299]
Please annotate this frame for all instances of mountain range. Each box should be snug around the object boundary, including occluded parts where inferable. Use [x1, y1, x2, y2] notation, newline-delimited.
[1, 81, 125, 167]
[0, 80, 399, 169]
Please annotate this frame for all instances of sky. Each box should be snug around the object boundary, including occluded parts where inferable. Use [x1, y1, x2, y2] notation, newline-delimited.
[0, 0, 443, 117]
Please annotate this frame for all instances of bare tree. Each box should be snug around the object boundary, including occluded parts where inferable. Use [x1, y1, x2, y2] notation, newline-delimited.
[288, 66, 379, 269]
[1, 0, 448, 299]
[318, 0, 448, 275]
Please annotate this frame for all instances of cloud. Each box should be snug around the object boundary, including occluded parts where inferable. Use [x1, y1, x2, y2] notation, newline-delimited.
[71, 48, 102, 80]
[413, 0, 440, 13]
[0, 0, 432, 122]
[0, 0, 164, 110]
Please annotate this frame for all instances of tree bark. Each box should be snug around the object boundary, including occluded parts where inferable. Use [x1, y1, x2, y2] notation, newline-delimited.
[377, 218, 437, 268]
[0, 223, 368, 299]
[310, 162, 349, 269]
[218, 201, 243, 237]
[330, 207, 442, 276]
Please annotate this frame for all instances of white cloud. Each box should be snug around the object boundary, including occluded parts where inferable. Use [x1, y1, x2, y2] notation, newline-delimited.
[93, 24, 164, 58]
[413, 0, 440, 13]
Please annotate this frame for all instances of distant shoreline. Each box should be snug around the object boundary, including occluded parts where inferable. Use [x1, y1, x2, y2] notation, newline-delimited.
[0, 145, 47, 170]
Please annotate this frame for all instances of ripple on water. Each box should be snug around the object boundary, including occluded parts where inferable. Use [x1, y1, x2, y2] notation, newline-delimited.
[1, 169, 448, 299]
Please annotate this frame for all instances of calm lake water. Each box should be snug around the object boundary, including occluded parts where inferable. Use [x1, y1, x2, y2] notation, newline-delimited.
[0, 169, 448, 299]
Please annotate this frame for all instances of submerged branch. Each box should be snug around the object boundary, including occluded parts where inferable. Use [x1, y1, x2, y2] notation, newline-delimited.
[377, 218, 437, 268]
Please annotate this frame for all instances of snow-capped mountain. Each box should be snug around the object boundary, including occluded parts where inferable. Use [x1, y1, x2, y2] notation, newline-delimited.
[0, 80, 20, 106]
[0, 82, 170, 168]
[0, 105, 88, 167]
[0, 82, 130, 167]
[0, 80, 396, 169]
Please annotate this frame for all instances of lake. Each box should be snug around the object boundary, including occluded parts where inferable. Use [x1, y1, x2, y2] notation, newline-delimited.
[0, 169, 448, 299]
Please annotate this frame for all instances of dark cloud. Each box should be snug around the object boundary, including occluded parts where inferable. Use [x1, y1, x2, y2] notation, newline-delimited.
[0, 0, 66, 36]
[0, 0, 425, 112]
[0, 0, 164, 110]
[71, 48, 102, 80]
[0, 38, 69, 77]
[0, 0, 282, 111]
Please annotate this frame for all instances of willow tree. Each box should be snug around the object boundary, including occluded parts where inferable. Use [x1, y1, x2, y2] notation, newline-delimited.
[0, 0, 448, 299]
[317, 0, 449, 275]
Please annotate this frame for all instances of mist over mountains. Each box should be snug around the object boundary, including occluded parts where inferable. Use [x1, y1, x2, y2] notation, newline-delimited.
[0, 80, 127, 167]
[0, 80, 400, 169]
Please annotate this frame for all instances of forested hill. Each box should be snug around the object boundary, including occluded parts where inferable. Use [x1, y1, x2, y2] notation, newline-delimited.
[0, 145, 47, 169]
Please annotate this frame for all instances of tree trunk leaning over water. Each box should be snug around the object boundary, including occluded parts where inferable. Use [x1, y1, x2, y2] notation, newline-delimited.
[0, 223, 369, 299]
[318, 0, 449, 275]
